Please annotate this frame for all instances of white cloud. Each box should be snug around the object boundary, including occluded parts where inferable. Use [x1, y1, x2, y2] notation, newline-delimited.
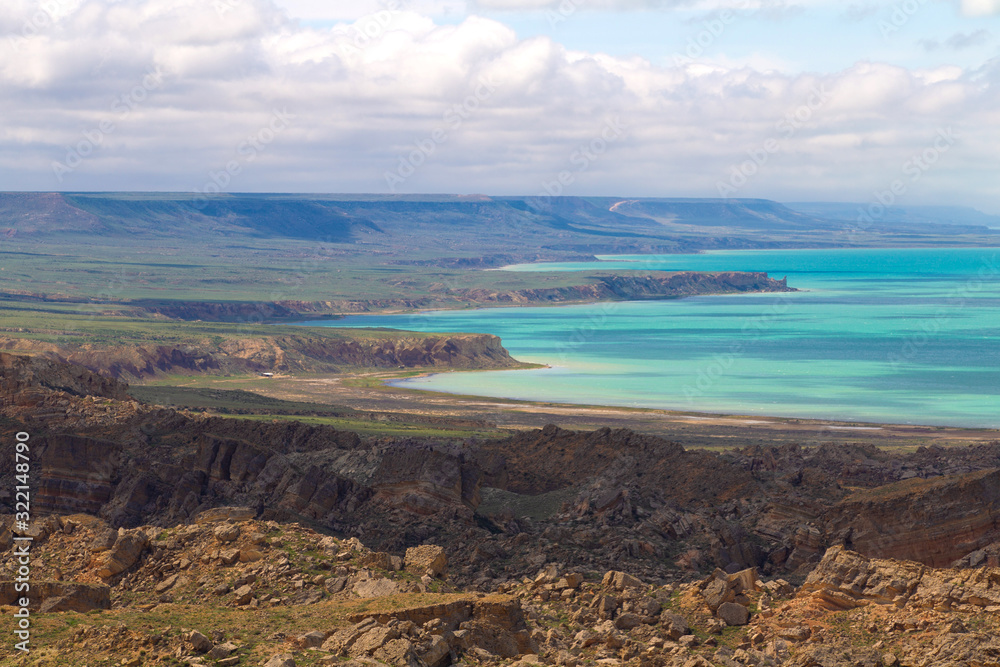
[961, 0, 1000, 16]
[0, 0, 996, 211]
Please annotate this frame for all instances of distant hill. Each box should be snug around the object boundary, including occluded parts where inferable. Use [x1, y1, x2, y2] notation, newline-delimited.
[784, 202, 1000, 228]
[2, 193, 997, 260]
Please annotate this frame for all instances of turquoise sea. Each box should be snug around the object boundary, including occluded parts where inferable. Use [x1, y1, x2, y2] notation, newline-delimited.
[306, 248, 1000, 428]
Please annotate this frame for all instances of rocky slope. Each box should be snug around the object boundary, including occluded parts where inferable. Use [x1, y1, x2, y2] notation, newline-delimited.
[14, 271, 791, 320]
[3, 513, 999, 667]
[0, 332, 518, 380]
[4, 355, 1000, 665]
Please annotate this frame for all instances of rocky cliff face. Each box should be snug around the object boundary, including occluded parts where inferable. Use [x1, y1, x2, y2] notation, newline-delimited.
[820, 468, 1000, 567]
[458, 272, 792, 305]
[0, 351, 128, 402]
[0, 332, 518, 380]
[5, 354, 1000, 593]
[126, 272, 794, 317]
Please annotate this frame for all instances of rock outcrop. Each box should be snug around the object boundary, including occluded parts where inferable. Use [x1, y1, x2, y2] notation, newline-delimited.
[821, 468, 1000, 567]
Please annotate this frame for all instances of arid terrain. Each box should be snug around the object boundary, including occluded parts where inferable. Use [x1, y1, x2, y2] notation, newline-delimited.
[3, 352, 1000, 666]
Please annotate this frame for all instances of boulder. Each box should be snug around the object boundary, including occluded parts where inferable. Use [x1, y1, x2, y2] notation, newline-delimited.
[602, 571, 643, 591]
[614, 613, 643, 630]
[264, 655, 296, 667]
[777, 626, 812, 641]
[405, 545, 448, 577]
[419, 635, 451, 667]
[296, 631, 328, 649]
[354, 578, 401, 598]
[208, 641, 239, 659]
[195, 507, 256, 524]
[717, 602, 749, 626]
[214, 524, 241, 543]
[350, 626, 400, 656]
[361, 551, 404, 572]
[702, 577, 734, 612]
[186, 630, 213, 653]
[7, 581, 112, 613]
[96, 530, 149, 578]
[232, 584, 253, 605]
[660, 612, 690, 640]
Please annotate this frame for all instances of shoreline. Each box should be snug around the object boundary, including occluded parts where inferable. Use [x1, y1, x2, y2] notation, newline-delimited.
[163, 369, 1000, 449]
[379, 368, 1000, 432]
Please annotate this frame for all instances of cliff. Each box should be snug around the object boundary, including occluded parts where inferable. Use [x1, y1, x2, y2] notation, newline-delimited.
[458, 272, 792, 305]
[0, 332, 518, 380]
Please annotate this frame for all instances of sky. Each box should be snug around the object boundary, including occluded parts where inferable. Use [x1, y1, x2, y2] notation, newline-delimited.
[1, 0, 998, 211]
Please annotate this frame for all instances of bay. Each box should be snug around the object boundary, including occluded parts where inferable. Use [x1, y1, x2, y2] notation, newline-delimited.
[303, 248, 1000, 428]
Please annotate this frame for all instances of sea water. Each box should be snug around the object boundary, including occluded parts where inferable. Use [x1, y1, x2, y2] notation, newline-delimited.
[303, 248, 1000, 428]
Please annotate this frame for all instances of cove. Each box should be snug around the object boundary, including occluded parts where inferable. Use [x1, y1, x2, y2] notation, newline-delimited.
[303, 248, 1000, 428]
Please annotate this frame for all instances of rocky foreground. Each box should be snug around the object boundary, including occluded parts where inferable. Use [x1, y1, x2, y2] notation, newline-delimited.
[3, 352, 1000, 665]
[3, 513, 1000, 667]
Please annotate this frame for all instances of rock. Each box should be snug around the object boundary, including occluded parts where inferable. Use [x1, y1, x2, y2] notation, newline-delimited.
[187, 630, 213, 653]
[702, 577, 734, 612]
[602, 570, 643, 591]
[208, 641, 239, 658]
[419, 635, 451, 667]
[882, 654, 900, 667]
[239, 548, 263, 563]
[326, 576, 348, 594]
[232, 585, 253, 605]
[155, 574, 181, 594]
[777, 626, 812, 641]
[195, 507, 256, 524]
[263, 655, 296, 667]
[96, 530, 150, 578]
[660, 612, 690, 640]
[214, 524, 241, 543]
[297, 631, 327, 648]
[405, 545, 448, 577]
[350, 626, 400, 656]
[354, 578, 401, 598]
[219, 548, 241, 566]
[727, 568, 759, 594]
[717, 602, 749, 626]
[614, 613, 643, 630]
[761, 579, 795, 598]
[361, 551, 404, 571]
[683, 658, 713, 667]
[373, 638, 420, 667]
[0, 581, 111, 613]
[322, 619, 379, 654]
[821, 468, 1000, 567]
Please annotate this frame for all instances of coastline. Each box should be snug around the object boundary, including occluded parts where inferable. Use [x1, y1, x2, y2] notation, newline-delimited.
[172, 367, 1000, 449]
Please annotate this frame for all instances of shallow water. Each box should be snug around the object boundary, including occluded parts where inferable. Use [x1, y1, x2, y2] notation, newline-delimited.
[305, 248, 1000, 428]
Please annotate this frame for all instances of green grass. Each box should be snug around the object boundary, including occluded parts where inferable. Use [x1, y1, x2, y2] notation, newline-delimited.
[127, 385, 355, 416]
[212, 413, 503, 439]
